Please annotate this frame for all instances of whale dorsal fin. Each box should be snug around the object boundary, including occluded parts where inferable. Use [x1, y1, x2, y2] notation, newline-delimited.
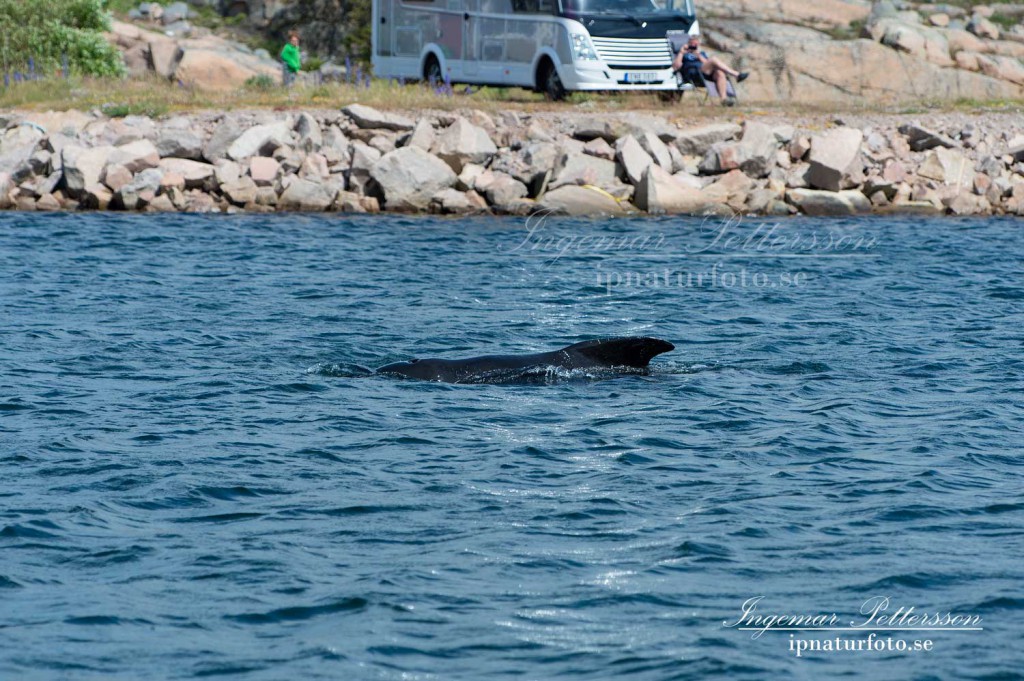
[564, 337, 675, 368]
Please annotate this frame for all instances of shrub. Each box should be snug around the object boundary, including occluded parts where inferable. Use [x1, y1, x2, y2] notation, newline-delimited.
[301, 56, 325, 73]
[244, 74, 277, 91]
[0, 0, 125, 77]
[101, 101, 168, 118]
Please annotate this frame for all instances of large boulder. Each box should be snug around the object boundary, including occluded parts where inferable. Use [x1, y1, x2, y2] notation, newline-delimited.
[343, 104, 414, 132]
[968, 15, 1000, 40]
[898, 123, 955, 151]
[572, 116, 627, 143]
[370, 147, 457, 211]
[551, 152, 618, 188]
[295, 113, 323, 152]
[700, 122, 778, 178]
[431, 188, 486, 215]
[279, 178, 335, 211]
[227, 121, 293, 161]
[162, 1, 190, 24]
[149, 39, 182, 79]
[478, 171, 528, 207]
[108, 140, 160, 174]
[675, 123, 742, 156]
[249, 156, 281, 186]
[0, 126, 45, 176]
[431, 118, 497, 173]
[635, 165, 719, 214]
[637, 131, 673, 169]
[62, 145, 116, 198]
[703, 169, 755, 210]
[158, 128, 204, 160]
[115, 168, 163, 210]
[806, 127, 864, 191]
[615, 135, 655, 185]
[871, 20, 953, 67]
[81, 184, 113, 210]
[102, 164, 134, 193]
[537, 185, 625, 216]
[403, 119, 436, 151]
[918, 148, 973, 188]
[488, 141, 558, 193]
[348, 142, 382, 194]
[204, 118, 242, 162]
[157, 158, 216, 190]
[174, 48, 278, 91]
[786, 188, 871, 215]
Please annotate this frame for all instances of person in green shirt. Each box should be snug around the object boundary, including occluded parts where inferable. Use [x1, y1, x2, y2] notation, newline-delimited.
[281, 30, 301, 87]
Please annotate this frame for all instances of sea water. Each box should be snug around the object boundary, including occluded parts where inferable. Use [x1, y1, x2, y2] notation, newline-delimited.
[1, 213, 1022, 679]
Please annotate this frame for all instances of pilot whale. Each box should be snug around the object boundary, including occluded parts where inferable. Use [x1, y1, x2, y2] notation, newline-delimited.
[376, 336, 674, 383]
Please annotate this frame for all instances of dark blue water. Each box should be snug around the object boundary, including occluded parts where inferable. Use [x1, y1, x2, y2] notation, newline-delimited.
[2, 213, 1022, 679]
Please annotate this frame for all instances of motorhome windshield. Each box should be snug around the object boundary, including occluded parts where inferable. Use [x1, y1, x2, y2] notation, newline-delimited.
[560, 0, 691, 14]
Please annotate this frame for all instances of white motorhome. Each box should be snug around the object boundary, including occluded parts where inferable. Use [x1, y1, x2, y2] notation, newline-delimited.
[371, 0, 698, 99]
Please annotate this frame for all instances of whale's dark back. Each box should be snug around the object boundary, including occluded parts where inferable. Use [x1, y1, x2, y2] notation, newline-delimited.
[562, 337, 675, 369]
[376, 336, 674, 382]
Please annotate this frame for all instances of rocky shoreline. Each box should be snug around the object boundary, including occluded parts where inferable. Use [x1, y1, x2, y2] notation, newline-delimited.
[1, 105, 1022, 217]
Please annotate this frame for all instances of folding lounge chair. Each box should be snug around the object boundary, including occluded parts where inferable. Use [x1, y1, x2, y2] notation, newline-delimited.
[666, 31, 738, 105]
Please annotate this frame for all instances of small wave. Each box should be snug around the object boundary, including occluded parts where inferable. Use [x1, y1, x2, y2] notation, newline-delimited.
[986, 286, 1024, 300]
[174, 513, 264, 524]
[194, 485, 284, 501]
[671, 540, 733, 562]
[65, 615, 142, 626]
[763, 361, 832, 375]
[306, 362, 374, 378]
[458, 364, 652, 385]
[973, 596, 1024, 612]
[0, 523, 62, 540]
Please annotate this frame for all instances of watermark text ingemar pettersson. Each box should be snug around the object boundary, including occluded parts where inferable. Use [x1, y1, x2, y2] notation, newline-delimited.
[505, 212, 881, 294]
[722, 596, 983, 657]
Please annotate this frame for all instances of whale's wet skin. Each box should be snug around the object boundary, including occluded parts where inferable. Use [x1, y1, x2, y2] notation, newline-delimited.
[376, 337, 675, 383]
[1, 213, 1022, 679]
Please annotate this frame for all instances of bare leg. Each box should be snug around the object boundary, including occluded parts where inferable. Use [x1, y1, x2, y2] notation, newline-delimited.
[712, 69, 729, 100]
[703, 58, 739, 78]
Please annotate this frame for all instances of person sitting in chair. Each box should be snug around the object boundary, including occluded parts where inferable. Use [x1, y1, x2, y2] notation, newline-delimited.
[672, 34, 748, 104]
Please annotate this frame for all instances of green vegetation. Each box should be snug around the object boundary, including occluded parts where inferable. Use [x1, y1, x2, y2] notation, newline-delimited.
[100, 100, 168, 118]
[988, 13, 1020, 30]
[0, 0, 125, 77]
[101, 0, 140, 13]
[244, 74, 277, 91]
[826, 18, 866, 41]
[302, 56, 325, 73]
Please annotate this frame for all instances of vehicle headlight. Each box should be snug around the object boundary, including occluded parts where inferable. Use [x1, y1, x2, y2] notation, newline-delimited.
[571, 33, 599, 62]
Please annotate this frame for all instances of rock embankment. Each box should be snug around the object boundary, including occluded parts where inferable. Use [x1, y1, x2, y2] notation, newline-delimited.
[1, 105, 1022, 216]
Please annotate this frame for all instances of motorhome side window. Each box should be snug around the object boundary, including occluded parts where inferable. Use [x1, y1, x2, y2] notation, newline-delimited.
[480, 0, 513, 12]
[511, 0, 555, 11]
